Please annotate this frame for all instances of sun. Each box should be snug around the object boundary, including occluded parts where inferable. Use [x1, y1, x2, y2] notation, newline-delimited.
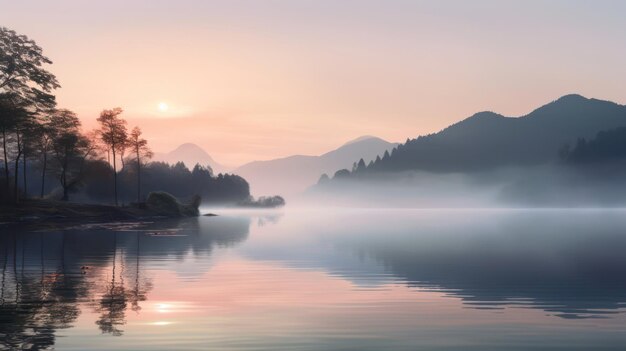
[158, 102, 169, 112]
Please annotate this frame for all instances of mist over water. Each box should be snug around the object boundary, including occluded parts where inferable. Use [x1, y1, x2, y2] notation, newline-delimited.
[302, 164, 626, 208]
[2, 208, 626, 350]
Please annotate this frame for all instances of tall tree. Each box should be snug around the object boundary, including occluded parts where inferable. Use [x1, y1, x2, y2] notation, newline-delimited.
[118, 142, 128, 171]
[127, 127, 153, 203]
[1, 95, 33, 203]
[0, 27, 59, 202]
[0, 94, 17, 199]
[21, 114, 40, 198]
[49, 110, 92, 201]
[97, 108, 127, 206]
[33, 111, 55, 198]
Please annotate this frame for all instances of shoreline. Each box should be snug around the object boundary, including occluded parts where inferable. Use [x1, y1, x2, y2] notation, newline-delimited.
[0, 199, 200, 230]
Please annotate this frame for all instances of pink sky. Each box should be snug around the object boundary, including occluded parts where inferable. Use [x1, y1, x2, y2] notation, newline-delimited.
[2, 0, 626, 166]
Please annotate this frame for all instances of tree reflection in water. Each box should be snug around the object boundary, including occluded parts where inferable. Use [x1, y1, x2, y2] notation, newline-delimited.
[94, 232, 130, 336]
[0, 216, 251, 349]
[0, 233, 83, 350]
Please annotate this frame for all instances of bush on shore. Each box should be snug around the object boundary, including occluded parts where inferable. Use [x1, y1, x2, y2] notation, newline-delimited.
[145, 191, 200, 217]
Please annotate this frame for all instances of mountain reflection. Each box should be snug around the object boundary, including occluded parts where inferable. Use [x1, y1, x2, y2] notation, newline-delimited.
[3, 210, 626, 350]
[0, 216, 250, 349]
[327, 210, 626, 319]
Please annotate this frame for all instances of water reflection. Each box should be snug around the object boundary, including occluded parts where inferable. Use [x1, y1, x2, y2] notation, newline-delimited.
[240, 210, 626, 319]
[2, 210, 626, 350]
[339, 210, 626, 319]
[0, 216, 250, 349]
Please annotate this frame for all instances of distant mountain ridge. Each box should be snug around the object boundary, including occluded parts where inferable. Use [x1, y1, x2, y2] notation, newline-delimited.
[341, 135, 380, 146]
[153, 143, 227, 174]
[355, 94, 626, 174]
[234, 136, 398, 196]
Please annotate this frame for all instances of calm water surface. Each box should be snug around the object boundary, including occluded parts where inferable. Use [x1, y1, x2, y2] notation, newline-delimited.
[2, 209, 626, 350]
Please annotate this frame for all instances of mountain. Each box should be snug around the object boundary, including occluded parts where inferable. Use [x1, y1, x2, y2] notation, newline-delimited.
[234, 136, 398, 197]
[153, 143, 227, 174]
[341, 135, 379, 146]
[356, 94, 626, 173]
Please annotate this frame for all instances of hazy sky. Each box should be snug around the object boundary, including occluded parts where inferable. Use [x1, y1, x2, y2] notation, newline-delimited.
[2, 0, 626, 166]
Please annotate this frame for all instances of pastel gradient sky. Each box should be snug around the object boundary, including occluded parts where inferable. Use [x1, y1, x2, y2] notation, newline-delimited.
[2, 0, 626, 166]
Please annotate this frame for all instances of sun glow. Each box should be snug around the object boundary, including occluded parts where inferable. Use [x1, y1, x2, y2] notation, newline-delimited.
[156, 303, 172, 313]
[158, 102, 169, 112]
[150, 321, 173, 326]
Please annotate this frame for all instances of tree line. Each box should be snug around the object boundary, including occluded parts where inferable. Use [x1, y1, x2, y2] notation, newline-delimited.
[560, 127, 626, 164]
[1, 26, 250, 205]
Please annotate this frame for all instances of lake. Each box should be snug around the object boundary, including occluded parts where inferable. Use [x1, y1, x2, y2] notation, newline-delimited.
[1, 209, 626, 350]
